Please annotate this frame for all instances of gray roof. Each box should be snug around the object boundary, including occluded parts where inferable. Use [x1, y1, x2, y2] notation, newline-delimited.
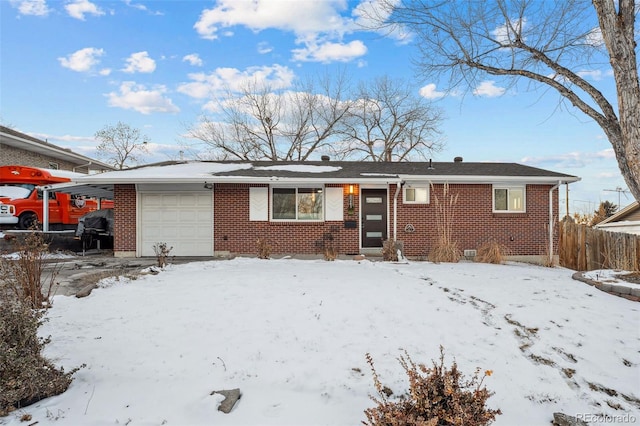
[208, 160, 578, 180]
[0, 125, 114, 172]
[67, 160, 579, 186]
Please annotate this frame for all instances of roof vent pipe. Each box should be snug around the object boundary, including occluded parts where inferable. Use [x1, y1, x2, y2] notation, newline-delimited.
[454, 156, 463, 162]
[428, 159, 434, 170]
[321, 155, 330, 161]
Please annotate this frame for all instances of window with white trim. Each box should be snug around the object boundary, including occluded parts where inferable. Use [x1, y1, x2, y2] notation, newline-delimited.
[272, 187, 323, 221]
[48, 162, 59, 170]
[493, 186, 525, 212]
[404, 186, 429, 204]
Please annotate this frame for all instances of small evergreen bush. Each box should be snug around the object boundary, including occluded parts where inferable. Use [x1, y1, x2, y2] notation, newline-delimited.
[363, 347, 501, 426]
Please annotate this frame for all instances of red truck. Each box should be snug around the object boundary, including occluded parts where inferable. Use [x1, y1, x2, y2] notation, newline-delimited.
[0, 165, 113, 230]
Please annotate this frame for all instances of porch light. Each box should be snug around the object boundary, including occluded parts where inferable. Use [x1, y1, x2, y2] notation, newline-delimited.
[348, 185, 354, 210]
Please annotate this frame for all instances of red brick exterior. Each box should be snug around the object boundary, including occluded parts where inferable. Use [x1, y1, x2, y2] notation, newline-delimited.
[395, 183, 559, 257]
[113, 184, 137, 253]
[214, 184, 361, 255]
[112, 182, 559, 258]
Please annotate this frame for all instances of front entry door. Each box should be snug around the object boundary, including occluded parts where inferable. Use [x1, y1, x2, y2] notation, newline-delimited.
[361, 189, 387, 248]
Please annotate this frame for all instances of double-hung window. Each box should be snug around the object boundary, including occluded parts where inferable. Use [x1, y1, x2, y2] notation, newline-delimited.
[272, 187, 323, 221]
[493, 186, 525, 212]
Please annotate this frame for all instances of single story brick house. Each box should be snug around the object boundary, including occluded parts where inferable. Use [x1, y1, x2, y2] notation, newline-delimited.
[67, 159, 579, 261]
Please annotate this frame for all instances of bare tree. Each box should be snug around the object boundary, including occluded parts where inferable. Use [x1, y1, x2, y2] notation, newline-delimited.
[366, 0, 640, 201]
[189, 73, 352, 161]
[95, 122, 150, 169]
[340, 76, 444, 161]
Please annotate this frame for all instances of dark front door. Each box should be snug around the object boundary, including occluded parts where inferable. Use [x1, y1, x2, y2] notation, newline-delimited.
[361, 189, 387, 248]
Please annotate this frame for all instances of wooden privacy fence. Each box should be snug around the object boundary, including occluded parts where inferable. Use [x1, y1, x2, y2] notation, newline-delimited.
[559, 218, 640, 271]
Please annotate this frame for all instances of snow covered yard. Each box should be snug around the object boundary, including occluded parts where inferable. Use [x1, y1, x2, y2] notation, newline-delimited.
[2, 258, 639, 426]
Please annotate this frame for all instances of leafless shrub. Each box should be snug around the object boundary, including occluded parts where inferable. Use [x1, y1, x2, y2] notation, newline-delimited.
[256, 237, 272, 259]
[0, 231, 59, 309]
[152, 242, 173, 268]
[428, 183, 461, 263]
[475, 240, 508, 264]
[382, 239, 400, 262]
[0, 233, 83, 416]
[323, 245, 338, 261]
[363, 347, 501, 426]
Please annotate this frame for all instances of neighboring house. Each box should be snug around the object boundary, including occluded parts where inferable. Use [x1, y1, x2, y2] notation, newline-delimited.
[0, 125, 113, 173]
[67, 159, 580, 261]
[594, 201, 640, 235]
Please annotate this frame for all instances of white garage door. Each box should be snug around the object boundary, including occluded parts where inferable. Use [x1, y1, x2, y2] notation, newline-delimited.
[139, 192, 213, 257]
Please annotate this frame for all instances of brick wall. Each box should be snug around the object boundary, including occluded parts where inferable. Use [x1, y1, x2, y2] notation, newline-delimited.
[396, 183, 558, 257]
[113, 184, 137, 253]
[214, 183, 361, 255]
[111, 182, 559, 258]
[0, 143, 81, 171]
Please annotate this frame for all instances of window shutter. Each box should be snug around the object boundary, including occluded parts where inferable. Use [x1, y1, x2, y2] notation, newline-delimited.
[325, 187, 344, 221]
[249, 187, 268, 221]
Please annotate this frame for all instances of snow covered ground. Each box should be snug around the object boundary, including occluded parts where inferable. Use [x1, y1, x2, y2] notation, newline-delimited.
[1, 258, 639, 426]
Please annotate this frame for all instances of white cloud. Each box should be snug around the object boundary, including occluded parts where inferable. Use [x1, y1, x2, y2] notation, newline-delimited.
[577, 69, 613, 81]
[585, 27, 605, 47]
[122, 51, 156, 73]
[192, 0, 365, 64]
[257, 42, 273, 54]
[491, 18, 527, 45]
[182, 54, 203, 67]
[419, 83, 445, 99]
[123, 0, 163, 15]
[352, 0, 410, 43]
[106, 81, 179, 114]
[99, 68, 112, 76]
[65, 0, 104, 20]
[193, 0, 352, 40]
[473, 80, 505, 97]
[9, 0, 50, 16]
[521, 149, 615, 168]
[58, 47, 105, 73]
[291, 40, 366, 63]
[177, 64, 296, 99]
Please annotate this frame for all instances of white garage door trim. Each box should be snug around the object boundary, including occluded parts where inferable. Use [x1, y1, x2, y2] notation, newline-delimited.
[137, 190, 214, 257]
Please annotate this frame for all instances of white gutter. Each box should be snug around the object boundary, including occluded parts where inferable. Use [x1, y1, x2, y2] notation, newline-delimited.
[72, 175, 579, 186]
[73, 161, 93, 172]
[549, 181, 561, 264]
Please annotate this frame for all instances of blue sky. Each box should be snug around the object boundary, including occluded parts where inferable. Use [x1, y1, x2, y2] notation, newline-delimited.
[0, 0, 632, 214]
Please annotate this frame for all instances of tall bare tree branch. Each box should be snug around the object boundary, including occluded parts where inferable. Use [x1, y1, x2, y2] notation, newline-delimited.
[367, 0, 640, 201]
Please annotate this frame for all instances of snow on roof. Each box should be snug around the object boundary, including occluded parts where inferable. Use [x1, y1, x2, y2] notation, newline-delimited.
[75, 162, 254, 183]
[253, 164, 341, 173]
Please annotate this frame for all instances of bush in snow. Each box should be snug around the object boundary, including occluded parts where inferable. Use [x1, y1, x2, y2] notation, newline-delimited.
[0, 290, 83, 416]
[363, 347, 501, 426]
[428, 184, 461, 263]
[256, 237, 272, 259]
[382, 239, 400, 262]
[475, 240, 508, 264]
[0, 231, 59, 309]
[152, 242, 173, 268]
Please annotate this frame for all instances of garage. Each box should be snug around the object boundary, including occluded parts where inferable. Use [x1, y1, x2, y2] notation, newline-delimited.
[138, 190, 213, 257]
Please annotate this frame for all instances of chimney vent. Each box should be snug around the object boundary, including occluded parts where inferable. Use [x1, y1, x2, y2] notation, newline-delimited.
[321, 155, 330, 161]
[454, 156, 463, 162]
[428, 159, 434, 170]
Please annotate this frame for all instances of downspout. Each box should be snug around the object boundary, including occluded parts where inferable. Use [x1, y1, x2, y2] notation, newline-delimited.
[41, 185, 50, 232]
[393, 180, 403, 241]
[549, 181, 561, 265]
[73, 161, 93, 173]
